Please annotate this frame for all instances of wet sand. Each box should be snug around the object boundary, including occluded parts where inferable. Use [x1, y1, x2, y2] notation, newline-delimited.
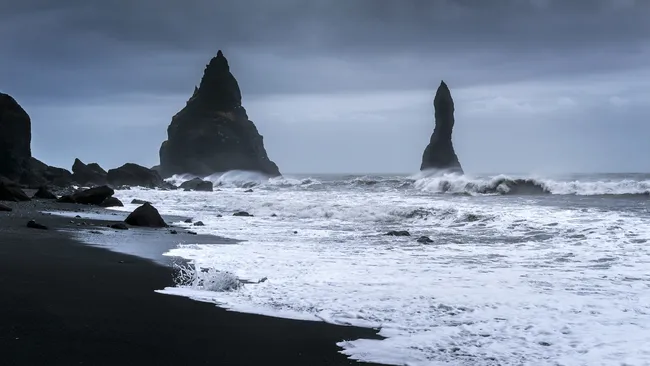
[0, 199, 383, 365]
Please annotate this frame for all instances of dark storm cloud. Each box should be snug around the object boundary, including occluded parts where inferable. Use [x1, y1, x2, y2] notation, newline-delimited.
[2, 0, 649, 100]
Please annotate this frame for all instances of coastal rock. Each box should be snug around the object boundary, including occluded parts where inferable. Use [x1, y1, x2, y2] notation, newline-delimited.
[385, 230, 410, 237]
[417, 236, 434, 244]
[109, 223, 129, 230]
[131, 199, 150, 205]
[179, 177, 213, 192]
[107, 163, 164, 189]
[34, 186, 57, 199]
[72, 158, 107, 186]
[0, 182, 30, 202]
[0, 93, 31, 182]
[124, 203, 167, 228]
[420, 81, 463, 173]
[101, 196, 124, 208]
[0, 203, 11, 211]
[27, 220, 48, 230]
[158, 50, 280, 178]
[26, 158, 74, 188]
[58, 185, 115, 205]
[233, 211, 252, 217]
[1, 93, 73, 187]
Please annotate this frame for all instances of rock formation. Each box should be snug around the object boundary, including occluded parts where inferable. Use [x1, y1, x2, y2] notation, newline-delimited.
[179, 177, 213, 192]
[0, 93, 32, 182]
[72, 158, 107, 186]
[159, 50, 280, 178]
[1, 93, 74, 187]
[107, 163, 165, 189]
[125, 203, 167, 228]
[420, 81, 463, 173]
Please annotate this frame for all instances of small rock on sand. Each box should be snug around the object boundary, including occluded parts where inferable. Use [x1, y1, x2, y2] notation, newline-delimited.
[27, 220, 48, 230]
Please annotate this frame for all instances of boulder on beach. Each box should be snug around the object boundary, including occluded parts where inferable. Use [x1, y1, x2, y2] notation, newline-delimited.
[72, 158, 107, 186]
[420, 81, 463, 174]
[34, 186, 57, 199]
[58, 185, 115, 205]
[158, 50, 280, 178]
[179, 177, 213, 192]
[124, 203, 167, 228]
[0, 181, 30, 202]
[107, 163, 165, 189]
[101, 196, 124, 208]
[0, 202, 12, 212]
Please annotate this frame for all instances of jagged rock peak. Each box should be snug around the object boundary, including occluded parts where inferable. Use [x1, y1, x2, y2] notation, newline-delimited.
[195, 50, 241, 110]
[420, 80, 463, 173]
[159, 51, 280, 178]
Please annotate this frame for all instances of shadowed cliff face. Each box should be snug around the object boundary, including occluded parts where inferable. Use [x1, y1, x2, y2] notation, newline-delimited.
[420, 81, 463, 173]
[159, 50, 280, 178]
[0, 93, 32, 182]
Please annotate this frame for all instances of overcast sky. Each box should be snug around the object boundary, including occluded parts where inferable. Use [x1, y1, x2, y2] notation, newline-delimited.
[1, 0, 649, 175]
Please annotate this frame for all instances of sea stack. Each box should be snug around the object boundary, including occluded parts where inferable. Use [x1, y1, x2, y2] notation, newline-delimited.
[159, 50, 280, 178]
[420, 81, 463, 173]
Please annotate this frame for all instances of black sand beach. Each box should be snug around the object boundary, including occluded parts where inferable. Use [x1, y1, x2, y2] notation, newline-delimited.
[0, 200, 383, 366]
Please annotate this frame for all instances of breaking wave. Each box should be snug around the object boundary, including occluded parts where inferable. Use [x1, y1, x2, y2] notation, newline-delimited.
[414, 173, 650, 196]
[165, 170, 650, 197]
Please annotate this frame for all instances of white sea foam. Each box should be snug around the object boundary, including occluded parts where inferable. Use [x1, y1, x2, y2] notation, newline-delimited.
[111, 174, 650, 365]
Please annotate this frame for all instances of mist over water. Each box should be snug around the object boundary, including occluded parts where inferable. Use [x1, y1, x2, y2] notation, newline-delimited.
[103, 170, 650, 365]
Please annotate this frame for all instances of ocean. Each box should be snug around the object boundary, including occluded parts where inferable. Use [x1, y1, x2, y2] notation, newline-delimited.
[109, 171, 650, 366]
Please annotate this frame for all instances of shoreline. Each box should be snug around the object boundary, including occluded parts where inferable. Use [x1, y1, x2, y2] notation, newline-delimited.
[0, 199, 385, 366]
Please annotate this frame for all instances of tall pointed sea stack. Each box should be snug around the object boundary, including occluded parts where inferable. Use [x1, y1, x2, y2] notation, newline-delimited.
[159, 50, 280, 178]
[420, 81, 463, 173]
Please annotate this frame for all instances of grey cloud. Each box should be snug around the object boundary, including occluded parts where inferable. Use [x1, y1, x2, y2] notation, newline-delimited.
[2, 0, 650, 173]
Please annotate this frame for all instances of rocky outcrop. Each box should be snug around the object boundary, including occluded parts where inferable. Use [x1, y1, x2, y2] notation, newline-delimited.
[1, 93, 74, 187]
[57, 185, 115, 205]
[100, 196, 124, 208]
[107, 163, 165, 188]
[420, 81, 463, 173]
[0, 93, 32, 182]
[72, 158, 107, 186]
[28, 157, 73, 187]
[179, 177, 213, 191]
[125, 203, 167, 227]
[159, 50, 280, 178]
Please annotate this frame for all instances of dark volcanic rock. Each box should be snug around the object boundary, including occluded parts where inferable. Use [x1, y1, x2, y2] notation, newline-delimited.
[27, 220, 48, 230]
[27, 157, 73, 188]
[159, 50, 280, 178]
[1, 94, 73, 187]
[124, 203, 167, 228]
[34, 186, 57, 199]
[131, 199, 150, 205]
[109, 223, 129, 230]
[101, 196, 124, 208]
[0, 182, 30, 202]
[417, 236, 434, 244]
[0, 93, 31, 182]
[72, 158, 107, 186]
[233, 211, 253, 217]
[385, 230, 411, 237]
[107, 163, 164, 188]
[420, 81, 463, 173]
[179, 177, 213, 191]
[58, 185, 114, 205]
[0, 203, 11, 211]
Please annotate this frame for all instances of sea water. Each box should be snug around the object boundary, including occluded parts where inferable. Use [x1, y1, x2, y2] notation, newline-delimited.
[108, 171, 650, 366]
